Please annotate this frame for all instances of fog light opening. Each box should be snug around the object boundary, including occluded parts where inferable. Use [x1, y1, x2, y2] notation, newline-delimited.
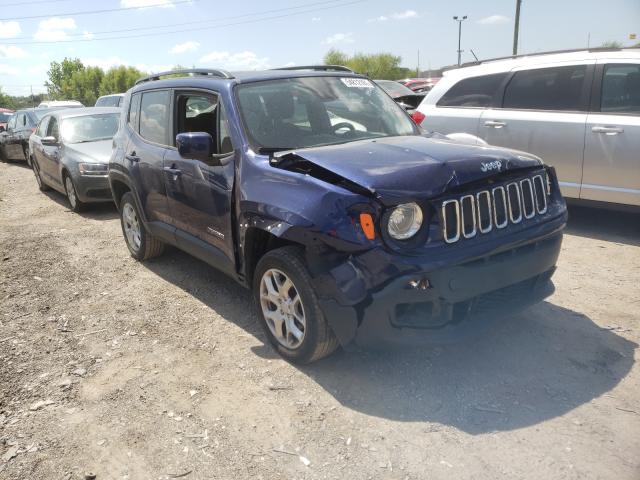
[408, 278, 431, 290]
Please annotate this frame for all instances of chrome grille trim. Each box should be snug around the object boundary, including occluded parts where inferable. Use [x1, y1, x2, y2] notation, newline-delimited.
[533, 174, 548, 214]
[460, 194, 477, 239]
[507, 182, 523, 224]
[442, 199, 461, 244]
[476, 190, 492, 233]
[492, 186, 508, 229]
[520, 178, 536, 219]
[441, 172, 551, 244]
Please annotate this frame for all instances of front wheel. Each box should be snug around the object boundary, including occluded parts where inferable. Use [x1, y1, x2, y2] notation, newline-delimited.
[119, 191, 164, 260]
[253, 247, 339, 364]
[64, 174, 85, 213]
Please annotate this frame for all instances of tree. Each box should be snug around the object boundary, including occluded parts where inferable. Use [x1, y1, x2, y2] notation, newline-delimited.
[68, 67, 104, 106]
[322, 50, 412, 79]
[45, 57, 84, 99]
[0, 87, 15, 109]
[600, 40, 623, 48]
[99, 66, 145, 96]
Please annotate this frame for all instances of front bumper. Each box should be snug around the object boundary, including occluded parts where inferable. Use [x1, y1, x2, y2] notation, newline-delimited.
[73, 174, 113, 203]
[316, 211, 566, 348]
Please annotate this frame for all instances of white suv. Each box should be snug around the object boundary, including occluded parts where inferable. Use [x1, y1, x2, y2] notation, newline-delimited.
[417, 48, 640, 208]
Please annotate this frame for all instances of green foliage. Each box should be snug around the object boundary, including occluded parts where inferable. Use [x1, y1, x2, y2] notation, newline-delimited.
[0, 87, 15, 109]
[600, 40, 624, 48]
[322, 50, 412, 80]
[0, 87, 46, 110]
[43, 58, 146, 106]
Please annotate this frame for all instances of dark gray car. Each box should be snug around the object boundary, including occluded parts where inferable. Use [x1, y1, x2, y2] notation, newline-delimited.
[29, 107, 120, 212]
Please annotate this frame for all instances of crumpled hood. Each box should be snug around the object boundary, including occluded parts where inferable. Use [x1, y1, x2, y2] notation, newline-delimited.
[275, 135, 542, 205]
[64, 139, 112, 163]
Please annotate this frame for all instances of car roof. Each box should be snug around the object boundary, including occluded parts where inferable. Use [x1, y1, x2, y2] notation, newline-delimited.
[98, 93, 124, 98]
[130, 69, 364, 93]
[445, 47, 640, 78]
[49, 107, 121, 119]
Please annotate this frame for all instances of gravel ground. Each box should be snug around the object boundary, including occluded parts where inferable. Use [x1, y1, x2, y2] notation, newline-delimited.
[1, 160, 639, 480]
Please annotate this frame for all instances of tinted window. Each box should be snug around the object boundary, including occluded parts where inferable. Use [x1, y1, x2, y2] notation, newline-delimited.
[438, 73, 507, 107]
[16, 113, 26, 128]
[503, 65, 587, 111]
[601, 64, 640, 114]
[97, 96, 122, 107]
[139, 90, 169, 145]
[176, 93, 217, 141]
[128, 93, 141, 131]
[7, 115, 16, 129]
[237, 77, 416, 151]
[47, 117, 59, 139]
[36, 116, 51, 136]
[0, 112, 11, 122]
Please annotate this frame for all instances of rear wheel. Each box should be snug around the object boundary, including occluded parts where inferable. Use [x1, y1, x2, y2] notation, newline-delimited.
[64, 174, 85, 213]
[253, 246, 339, 364]
[119, 191, 164, 260]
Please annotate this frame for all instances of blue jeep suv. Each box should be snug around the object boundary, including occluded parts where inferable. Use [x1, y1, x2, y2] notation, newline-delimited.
[108, 67, 567, 363]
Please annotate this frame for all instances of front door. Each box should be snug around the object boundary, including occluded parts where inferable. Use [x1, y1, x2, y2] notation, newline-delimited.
[163, 91, 236, 266]
[40, 116, 63, 188]
[582, 62, 640, 206]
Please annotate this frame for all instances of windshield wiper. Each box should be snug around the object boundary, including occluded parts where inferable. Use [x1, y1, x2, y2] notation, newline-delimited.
[257, 146, 295, 154]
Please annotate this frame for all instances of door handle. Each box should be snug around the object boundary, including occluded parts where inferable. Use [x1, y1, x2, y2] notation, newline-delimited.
[125, 152, 140, 162]
[592, 126, 623, 135]
[484, 120, 507, 128]
[163, 166, 182, 178]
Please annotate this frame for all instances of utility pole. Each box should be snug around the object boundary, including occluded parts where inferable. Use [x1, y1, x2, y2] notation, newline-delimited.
[417, 49, 420, 77]
[453, 15, 467, 66]
[512, 0, 522, 55]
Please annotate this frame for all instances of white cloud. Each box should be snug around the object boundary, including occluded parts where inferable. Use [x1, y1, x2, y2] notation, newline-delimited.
[169, 41, 200, 54]
[134, 63, 173, 73]
[311, 17, 321, 22]
[120, 0, 175, 8]
[83, 31, 95, 40]
[477, 14, 510, 25]
[0, 45, 28, 59]
[83, 56, 128, 70]
[322, 32, 354, 45]
[368, 10, 418, 22]
[27, 63, 49, 75]
[0, 21, 21, 39]
[391, 10, 418, 20]
[34, 17, 77, 41]
[199, 50, 270, 70]
[0, 64, 20, 75]
[283, 62, 296, 67]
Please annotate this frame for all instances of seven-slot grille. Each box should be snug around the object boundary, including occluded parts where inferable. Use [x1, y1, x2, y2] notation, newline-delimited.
[441, 173, 548, 244]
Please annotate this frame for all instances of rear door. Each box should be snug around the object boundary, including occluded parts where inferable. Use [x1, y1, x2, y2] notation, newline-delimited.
[163, 90, 236, 269]
[479, 62, 594, 199]
[31, 115, 50, 169]
[125, 89, 172, 224]
[5, 112, 27, 159]
[420, 72, 508, 137]
[582, 61, 640, 206]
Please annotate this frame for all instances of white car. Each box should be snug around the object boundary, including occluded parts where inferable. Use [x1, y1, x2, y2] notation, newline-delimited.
[416, 48, 640, 208]
[37, 100, 84, 108]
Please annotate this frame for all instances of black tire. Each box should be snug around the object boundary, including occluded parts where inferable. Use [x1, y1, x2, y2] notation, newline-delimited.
[23, 145, 30, 165]
[253, 246, 339, 364]
[0, 146, 10, 163]
[63, 173, 86, 213]
[31, 158, 50, 191]
[119, 191, 164, 261]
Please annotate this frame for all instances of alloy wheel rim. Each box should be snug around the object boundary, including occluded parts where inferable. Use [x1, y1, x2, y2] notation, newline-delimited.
[259, 268, 306, 349]
[65, 176, 77, 208]
[122, 203, 141, 251]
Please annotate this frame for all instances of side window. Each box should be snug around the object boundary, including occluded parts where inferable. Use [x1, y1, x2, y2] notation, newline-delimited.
[16, 113, 26, 128]
[7, 115, 16, 130]
[503, 65, 587, 111]
[37, 116, 51, 136]
[437, 73, 507, 107]
[128, 93, 141, 132]
[176, 93, 217, 142]
[601, 63, 640, 114]
[140, 90, 170, 145]
[47, 117, 59, 139]
[218, 102, 233, 154]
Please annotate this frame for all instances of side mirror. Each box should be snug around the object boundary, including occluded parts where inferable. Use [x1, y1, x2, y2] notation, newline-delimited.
[41, 136, 58, 146]
[176, 132, 214, 162]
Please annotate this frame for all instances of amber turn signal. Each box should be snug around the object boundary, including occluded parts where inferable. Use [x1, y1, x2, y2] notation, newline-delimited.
[359, 213, 376, 240]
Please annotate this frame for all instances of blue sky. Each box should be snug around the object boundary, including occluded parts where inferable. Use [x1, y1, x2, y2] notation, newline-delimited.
[1, 0, 639, 96]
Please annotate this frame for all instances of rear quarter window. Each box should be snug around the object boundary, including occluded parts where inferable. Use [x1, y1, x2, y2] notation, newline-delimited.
[437, 73, 507, 107]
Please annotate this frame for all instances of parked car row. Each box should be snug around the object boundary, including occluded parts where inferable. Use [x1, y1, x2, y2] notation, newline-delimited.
[19, 60, 632, 363]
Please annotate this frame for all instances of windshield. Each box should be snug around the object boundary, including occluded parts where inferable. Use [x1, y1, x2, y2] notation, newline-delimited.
[375, 80, 415, 98]
[60, 113, 120, 143]
[236, 76, 417, 151]
[0, 112, 12, 122]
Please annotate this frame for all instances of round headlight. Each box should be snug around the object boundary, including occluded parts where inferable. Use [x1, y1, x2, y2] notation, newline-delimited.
[387, 203, 423, 240]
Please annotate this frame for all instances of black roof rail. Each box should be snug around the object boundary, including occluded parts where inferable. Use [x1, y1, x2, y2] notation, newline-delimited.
[271, 65, 355, 73]
[135, 68, 234, 85]
[454, 46, 639, 69]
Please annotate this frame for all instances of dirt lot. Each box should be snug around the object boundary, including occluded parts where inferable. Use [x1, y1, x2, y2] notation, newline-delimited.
[0, 160, 639, 480]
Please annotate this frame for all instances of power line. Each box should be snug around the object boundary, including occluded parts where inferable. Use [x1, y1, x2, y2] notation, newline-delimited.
[1, 0, 71, 8]
[5, 0, 344, 43]
[3, 0, 365, 45]
[0, 0, 197, 22]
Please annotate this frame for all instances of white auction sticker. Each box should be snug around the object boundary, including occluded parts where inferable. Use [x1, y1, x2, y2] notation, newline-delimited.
[340, 78, 374, 88]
